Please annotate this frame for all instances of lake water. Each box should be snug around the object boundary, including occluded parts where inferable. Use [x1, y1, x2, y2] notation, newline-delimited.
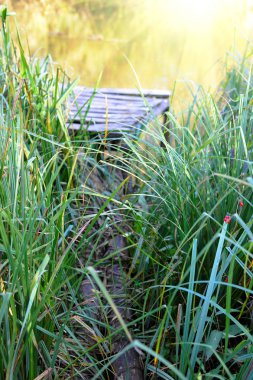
[9, 0, 253, 108]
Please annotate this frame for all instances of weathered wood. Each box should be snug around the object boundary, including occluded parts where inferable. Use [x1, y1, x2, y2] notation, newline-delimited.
[108, 235, 144, 380]
[74, 86, 171, 98]
[72, 91, 161, 99]
[151, 99, 171, 117]
[67, 87, 170, 134]
[69, 108, 148, 118]
[70, 100, 161, 111]
[70, 97, 160, 109]
[69, 104, 151, 113]
[68, 123, 132, 132]
[69, 115, 146, 124]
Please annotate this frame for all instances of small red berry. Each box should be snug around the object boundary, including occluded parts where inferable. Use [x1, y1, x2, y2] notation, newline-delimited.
[224, 215, 231, 224]
[239, 201, 244, 207]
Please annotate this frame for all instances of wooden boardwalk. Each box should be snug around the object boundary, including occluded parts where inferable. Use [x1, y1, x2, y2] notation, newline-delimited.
[68, 87, 170, 134]
[69, 87, 170, 379]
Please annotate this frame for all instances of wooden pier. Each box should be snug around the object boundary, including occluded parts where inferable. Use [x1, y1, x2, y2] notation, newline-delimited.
[68, 87, 170, 134]
[69, 86, 170, 380]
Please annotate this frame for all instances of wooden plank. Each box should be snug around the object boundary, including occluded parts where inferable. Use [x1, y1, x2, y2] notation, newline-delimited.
[69, 111, 147, 121]
[70, 99, 157, 111]
[151, 99, 170, 117]
[68, 99, 162, 113]
[71, 92, 163, 103]
[69, 97, 159, 105]
[68, 123, 132, 132]
[68, 103, 151, 112]
[69, 115, 141, 125]
[69, 117, 145, 125]
[73, 87, 171, 98]
[68, 104, 152, 114]
[69, 100, 156, 112]
[70, 91, 162, 102]
[69, 108, 149, 116]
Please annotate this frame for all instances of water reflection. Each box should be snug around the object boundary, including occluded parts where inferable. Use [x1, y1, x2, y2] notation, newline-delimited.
[9, 0, 253, 105]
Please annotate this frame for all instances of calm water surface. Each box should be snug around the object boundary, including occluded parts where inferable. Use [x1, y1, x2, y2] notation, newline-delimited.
[9, 0, 253, 107]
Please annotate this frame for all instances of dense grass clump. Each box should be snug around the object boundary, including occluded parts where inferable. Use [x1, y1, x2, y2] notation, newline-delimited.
[0, 7, 113, 379]
[1, 6, 253, 380]
[116, 53, 253, 378]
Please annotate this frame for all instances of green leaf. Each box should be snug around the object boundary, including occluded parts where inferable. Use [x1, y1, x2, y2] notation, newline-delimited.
[204, 330, 223, 361]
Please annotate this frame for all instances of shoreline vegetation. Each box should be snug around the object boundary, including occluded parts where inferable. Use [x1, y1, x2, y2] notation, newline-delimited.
[1, 6, 253, 380]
